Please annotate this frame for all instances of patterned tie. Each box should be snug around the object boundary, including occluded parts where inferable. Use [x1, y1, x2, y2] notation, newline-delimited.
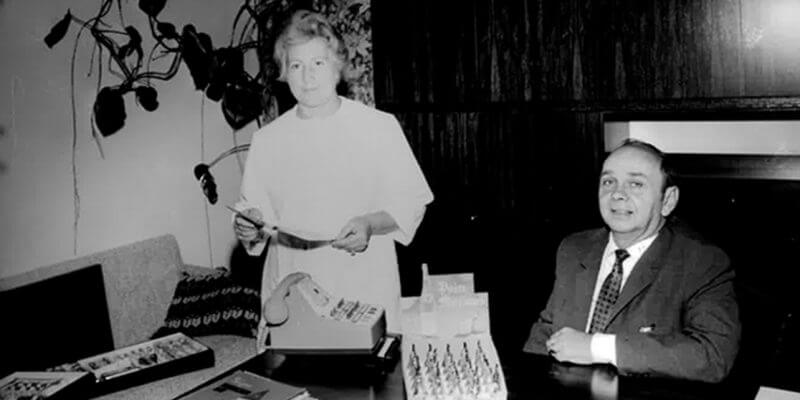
[589, 249, 630, 334]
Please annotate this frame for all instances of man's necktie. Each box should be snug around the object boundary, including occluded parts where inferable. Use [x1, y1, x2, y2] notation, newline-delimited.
[589, 249, 630, 334]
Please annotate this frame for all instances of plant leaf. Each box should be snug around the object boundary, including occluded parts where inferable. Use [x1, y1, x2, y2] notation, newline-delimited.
[211, 47, 244, 82]
[221, 79, 263, 130]
[193, 164, 218, 204]
[44, 10, 72, 48]
[204, 47, 243, 102]
[204, 81, 225, 102]
[139, 0, 166, 18]
[135, 86, 159, 111]
[156, 22, 177, 39]
[119, 26, 143, 61]
[180, 25, 214, 90]
[93, 87, 127, 137]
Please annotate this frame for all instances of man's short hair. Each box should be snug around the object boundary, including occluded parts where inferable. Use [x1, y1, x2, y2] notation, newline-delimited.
[613, 139, 677, 192]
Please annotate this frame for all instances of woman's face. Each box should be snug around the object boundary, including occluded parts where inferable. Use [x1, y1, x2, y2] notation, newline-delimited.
[286, 37, 341, 117]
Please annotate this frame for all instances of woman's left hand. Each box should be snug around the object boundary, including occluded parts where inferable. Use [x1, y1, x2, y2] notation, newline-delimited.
[332, 216, 372, 254]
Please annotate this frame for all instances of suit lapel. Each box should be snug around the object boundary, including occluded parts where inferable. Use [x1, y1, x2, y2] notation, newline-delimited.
[570, 231, 607, 329]
[607, 226, 674, 325]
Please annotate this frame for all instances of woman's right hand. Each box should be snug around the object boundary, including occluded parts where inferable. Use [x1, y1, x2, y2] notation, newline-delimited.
[233, 207, 266, 243]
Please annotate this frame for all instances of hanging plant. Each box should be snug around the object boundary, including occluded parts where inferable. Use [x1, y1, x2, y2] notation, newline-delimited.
[43, 0, 372, 229]
[43, 0, 299, 252]
[45, 0, 295, 137]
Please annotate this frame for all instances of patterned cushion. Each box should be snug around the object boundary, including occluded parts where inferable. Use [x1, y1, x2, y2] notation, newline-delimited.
[152, 268, 260, 339]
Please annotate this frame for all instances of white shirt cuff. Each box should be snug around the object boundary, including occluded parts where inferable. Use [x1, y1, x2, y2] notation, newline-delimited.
[590, 333, 618, 366]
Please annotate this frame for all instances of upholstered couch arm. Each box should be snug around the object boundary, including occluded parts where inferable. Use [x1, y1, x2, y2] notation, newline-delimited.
[96, 257, 259, 399]
[1, 234, 260, 400]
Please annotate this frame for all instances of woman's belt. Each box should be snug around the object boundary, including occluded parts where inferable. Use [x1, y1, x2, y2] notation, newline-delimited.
[276, 230, 333, 250]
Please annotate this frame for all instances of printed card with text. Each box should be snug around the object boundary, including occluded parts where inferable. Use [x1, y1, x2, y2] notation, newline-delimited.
[401, 269, 489, 337]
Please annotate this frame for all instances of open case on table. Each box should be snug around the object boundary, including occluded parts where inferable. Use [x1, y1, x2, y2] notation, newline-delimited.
[48, 332, 214, 396]
[0, 371, 93, 400]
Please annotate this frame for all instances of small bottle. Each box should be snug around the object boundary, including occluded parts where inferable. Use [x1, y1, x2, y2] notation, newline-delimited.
[420, 263, 436, 335]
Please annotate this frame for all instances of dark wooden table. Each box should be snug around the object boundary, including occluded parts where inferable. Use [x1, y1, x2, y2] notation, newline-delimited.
[503, 353, 760, 400]
[184, 349, 764, 400]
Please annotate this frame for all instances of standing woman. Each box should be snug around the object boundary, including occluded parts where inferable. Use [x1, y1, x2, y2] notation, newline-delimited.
[233, 9, 434, 335]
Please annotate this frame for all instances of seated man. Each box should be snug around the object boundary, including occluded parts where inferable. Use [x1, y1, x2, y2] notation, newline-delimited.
[524, 139, 740, 383]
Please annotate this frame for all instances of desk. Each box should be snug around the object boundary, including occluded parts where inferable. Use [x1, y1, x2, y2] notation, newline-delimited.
[182, 350, 762, 400]
[505, 353, 758, 400]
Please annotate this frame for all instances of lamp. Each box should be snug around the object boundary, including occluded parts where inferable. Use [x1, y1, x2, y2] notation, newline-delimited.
[194, 144, 250, 204]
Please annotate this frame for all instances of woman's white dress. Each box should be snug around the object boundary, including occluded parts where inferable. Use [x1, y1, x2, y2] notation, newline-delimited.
[239, 97, 433, 333]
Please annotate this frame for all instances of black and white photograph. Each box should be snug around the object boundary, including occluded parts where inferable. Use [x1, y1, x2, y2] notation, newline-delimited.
[2, 1, 800, 399]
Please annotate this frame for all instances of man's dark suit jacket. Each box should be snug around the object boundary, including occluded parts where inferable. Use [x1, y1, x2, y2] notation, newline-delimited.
[523, 223, 740, 383]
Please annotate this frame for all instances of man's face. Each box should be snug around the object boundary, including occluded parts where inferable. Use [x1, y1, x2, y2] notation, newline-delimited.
[286, 37, 340, 115]
[598, 146, 677, 248]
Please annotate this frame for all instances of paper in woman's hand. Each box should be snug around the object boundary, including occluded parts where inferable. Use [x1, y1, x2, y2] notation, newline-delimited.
[227, 205, 334, 250]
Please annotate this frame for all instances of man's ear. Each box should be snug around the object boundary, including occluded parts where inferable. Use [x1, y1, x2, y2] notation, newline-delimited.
[661, 186, 679, 217]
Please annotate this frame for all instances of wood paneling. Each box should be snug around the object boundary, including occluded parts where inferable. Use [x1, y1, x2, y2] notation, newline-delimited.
[372, 0, 800, 356]
[374, 0, 800, 106]
[392, 108, 605, 240]
[390, 107, 606, 354]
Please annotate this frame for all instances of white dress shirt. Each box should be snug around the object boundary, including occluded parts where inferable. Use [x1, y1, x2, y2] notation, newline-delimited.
[587, 232, 658, 365]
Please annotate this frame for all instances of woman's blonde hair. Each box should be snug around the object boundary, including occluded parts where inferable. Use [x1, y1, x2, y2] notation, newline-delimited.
[273, 10, 349, 82]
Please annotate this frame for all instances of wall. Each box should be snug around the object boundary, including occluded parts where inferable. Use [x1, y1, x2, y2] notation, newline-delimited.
[0, 0, 259, 278]
[605, 121, 800, 155]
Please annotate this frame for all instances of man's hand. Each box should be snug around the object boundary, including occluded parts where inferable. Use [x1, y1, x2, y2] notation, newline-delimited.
[545, 327, 594, 365]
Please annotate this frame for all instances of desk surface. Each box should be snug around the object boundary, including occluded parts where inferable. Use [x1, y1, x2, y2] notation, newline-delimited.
[183, 350, 764, 400]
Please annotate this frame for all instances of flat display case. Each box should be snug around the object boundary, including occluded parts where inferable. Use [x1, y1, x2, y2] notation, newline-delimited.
[48, 332, 214, 396]
[0, 371, 92, 400]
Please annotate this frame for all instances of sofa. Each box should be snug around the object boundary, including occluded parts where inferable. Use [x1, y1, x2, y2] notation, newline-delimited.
[0, 234, 258, 399]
